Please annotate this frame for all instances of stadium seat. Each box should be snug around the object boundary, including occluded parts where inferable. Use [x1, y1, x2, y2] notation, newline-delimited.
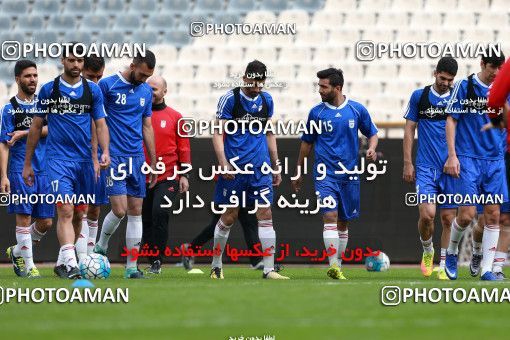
[347, 81, 382, 98]
[363, 28, 395, 43]
[245, 11, 277, 24]
[227, 34, 260, 47]
[179, 81, 211, 97]
[228, 0, 256, 14]
[97, 31, 125, 45]
[96, 0, 126, 14]
[278, 9, 310, 26]
[391, 0, 422, 10]
[260, 0, 289, 12]
[462, 28, 495, 42]
[210, 46, 244, 62]
[377, 11, 409, 27]
[395, 28, 427, 42]
[0, 15, 12, 30]
[166, 96, 194, 114]
[192, 33, 228, 47]
[16, 15, 45, 31]
[64, 31, 92, 45]
[385, 80, 419, 99]
[270, 63, 294, 81]
[458, 0, 489, 9]
[178, 13, 212, 30]
[244, 46, 278, 63]
[128, 0, 158, 15]
[48, 15, 77, 32]
[193, 0, 224, 13]
[0, 81, 7, 98]
[340, 63, 364, 79]
[327, 28, 361, 44]
[36, 0, 61, 15]
[285, 81, 317, 97]
[368, 95, 404, 116]
[399, 62, 434, 80]
[0, 63, 15, 85]
[292, 0, 323, 12]
[410, 12, 442, 27]
[295, 29, 328, 47]
[146, 13, 176, 31]
[271, 95, 298, 112]
[112, 15, 142, 32]
[314, 46, 345, 63]
[478, 12, 509, 28]
[32, 31, 59, 45]
[151, 44, 178, 63]
[323, 0, 356, 10]
[428, 28, 460, 43]
[63, 0, 93, 14]
[444, 12, 476, 29]
[358, 0, 391, 10]
[163, 30, 192, 48]
[214, 13, 242, 25]
[162, 64, 194, 81]
[280, 46, 312, 63]
[195, 65, 229, 81]
[491, 0, 509, 10]
[81, 14, 109, 32]
[2, 0, 28, 15]
[161, 0, 192, 13]
[311, 11, 344, 28]
[424, 0, 456, 10]
[344, 12, 376, 27]
[131, 31, 160, 46]
[260, 34, 294, 47]
[177, 45, 210, 65]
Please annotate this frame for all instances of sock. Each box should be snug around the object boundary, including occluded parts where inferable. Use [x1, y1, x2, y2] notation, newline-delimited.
[258, 220, 276, 274]
[472, 239, 482, 256]
[481, 225, 500, 275]
[75, 216, 88, 263]
[323, 223, 339, 266]
[126, 215, 143, 269]
[338, 230, 348, 267]
[97, 211, 124, 251]
[421, 236, 433, 254]
[61, 244, 77, 271]
[447, 218, 466, 255]
[211, 219, 232, 269]
[439, 248, 446, 269]
[16, 226, 34, 270]
[30, 223, 46, 243]
[56, 247, 64, 266]
[493, 250, 507, 273]
[87, 219, 99, 255]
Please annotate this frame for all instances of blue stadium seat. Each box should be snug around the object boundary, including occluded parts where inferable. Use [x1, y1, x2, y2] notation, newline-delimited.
[81, 14, 109, 32]
[32, 31, 59, 45]
[64, 0, 93, 14]
[0, 32, 24, 44]
[64, 31, 92, 45]
[215, 13, 242, 25]
[146, 13, 176, 30]
[131, 31, 160, 46]
[0, 63, 15, 85]
[194, 0, 224, 13]
[260, 0, 289, 12]
[34, 0, 61, 15]
[163, 31, 191, 48]
[2, 0, 28, 15]
[292, 0, 323, 11]
[128, 0, 158, 15]
[97, 31, 126, 45]
[96, 0, 126, 14]
[179, 14, 212, 29]
[161, 0, 191, 13]
[112, 15, 142, 31]
[228, 0, 255, 13]
[0, 15, 13, 30]
[16, 16, 45, 31]
[48, 15, 77, 32]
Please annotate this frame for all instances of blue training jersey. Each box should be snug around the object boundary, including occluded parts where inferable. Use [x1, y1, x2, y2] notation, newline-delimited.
[403, 86, 452, 169]
[446, 74, 503, 160]
[99, 72, 152, 157]
[36, 77, 106, 162]
[0, 96, 47, 173]
[301, 98, 378, 180]
[216, 89, 274, 168]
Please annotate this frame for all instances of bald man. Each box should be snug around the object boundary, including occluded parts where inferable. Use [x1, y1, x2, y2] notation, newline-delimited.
[141, 75, 191, 274]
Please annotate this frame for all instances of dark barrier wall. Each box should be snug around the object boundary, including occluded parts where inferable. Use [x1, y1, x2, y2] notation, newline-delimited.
[0, 138, 433, 264]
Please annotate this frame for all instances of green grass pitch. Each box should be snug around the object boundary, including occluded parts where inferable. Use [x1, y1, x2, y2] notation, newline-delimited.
[0, 266, 508, 339]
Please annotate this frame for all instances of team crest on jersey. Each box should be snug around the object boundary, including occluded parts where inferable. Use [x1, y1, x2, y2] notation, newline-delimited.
[140, 98, 145, 106]
[348, 119, 355, 128]
[161, 120, 166, 128]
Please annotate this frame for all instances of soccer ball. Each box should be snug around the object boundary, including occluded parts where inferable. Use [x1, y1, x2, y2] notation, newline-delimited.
[365, 252, 390, 272]
[79, 253, 111, 279]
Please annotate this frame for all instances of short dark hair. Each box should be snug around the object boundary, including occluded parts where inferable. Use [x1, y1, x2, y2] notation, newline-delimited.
[481, 46, 505, 67]
[63, 41, 84, 58]
[133, 49, 156, 69]
[84, 55, 105, 72]
[245, 60, 267, 80]
[316, 68, 344, 88]
[14, 59, 37, 77]
[436, 57, 458, 76]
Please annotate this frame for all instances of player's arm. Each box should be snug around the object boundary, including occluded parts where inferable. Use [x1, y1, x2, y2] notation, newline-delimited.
[403, 120, 417, 182]
[266, 123, 281, 187]
[142, 116, 157, 188]
[212, 119, 233, 180]
[6, 125, 47, 146]
[22, 116, 44, 186]
[443, 115, 460, 178]
[292, 140, 312, 193]
[0, 143, 9, 193]
[176, 114, 191, 193]
[95, 117, 110, 170]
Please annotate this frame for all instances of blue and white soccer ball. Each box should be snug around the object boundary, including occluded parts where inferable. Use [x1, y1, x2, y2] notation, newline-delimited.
[365, 252, 390, 272]
[79, 253, 111, 279]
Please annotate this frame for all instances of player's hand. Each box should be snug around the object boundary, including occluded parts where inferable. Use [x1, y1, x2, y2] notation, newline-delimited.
[93, 159, 100, 181]
[291, 176, 303, 193]
[22, 165, 34, 186]
[220, 163, 235, 180]
[179, 176, 189, 193]
[444, 156, 460, 178]
[148, 161, 158, 189]
[6, 131, 28, 147]
[403, 162, 415, 183]
[272, 173, 282, 187]
[99, 153, 111, 170]
[0, 176, 10, 193]
[366, 148, 377, 161]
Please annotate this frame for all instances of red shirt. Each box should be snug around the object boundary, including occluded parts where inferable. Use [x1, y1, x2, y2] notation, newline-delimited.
[144, 101, 191, 183]
[488, 58, 510, 150]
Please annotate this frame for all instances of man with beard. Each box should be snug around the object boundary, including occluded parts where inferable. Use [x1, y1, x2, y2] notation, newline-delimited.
[1, 60, 53, 278]
[292, 68, 378, 280]
[23, 44, 111, 279]
[94, 51, 157, 279]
